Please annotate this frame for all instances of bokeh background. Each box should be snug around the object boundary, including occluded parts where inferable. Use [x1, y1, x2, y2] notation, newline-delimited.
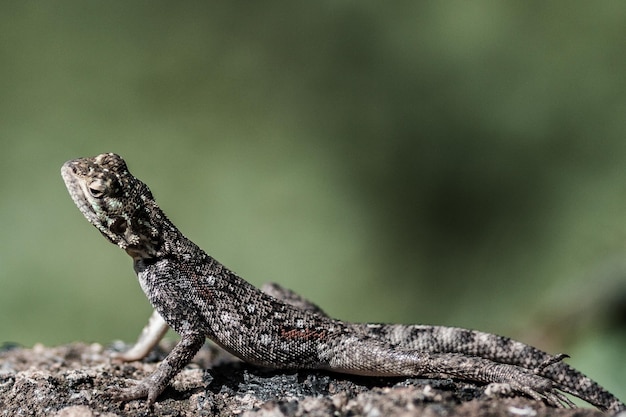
[1, 1, 624, 400]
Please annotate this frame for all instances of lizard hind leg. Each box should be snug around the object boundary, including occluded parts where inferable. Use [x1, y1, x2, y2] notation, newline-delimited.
[321, 339, 571, 408]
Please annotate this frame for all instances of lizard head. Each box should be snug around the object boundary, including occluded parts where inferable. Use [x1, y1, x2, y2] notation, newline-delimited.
[61, 153, 161, 257]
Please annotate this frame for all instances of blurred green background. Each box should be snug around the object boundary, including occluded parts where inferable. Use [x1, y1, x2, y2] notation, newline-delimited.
[1, 1, 624, 400]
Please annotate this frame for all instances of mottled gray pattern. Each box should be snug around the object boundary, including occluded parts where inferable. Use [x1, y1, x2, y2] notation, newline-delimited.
[61, 153, 624, 413]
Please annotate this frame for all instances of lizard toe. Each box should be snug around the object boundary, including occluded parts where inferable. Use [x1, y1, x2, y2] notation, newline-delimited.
[105, 380, 150, 403]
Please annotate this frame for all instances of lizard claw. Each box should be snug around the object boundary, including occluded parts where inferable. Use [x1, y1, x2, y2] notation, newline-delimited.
[515, 383, 576, 409]
[544, 390, 576, 409]
[533, 353, 570, 374]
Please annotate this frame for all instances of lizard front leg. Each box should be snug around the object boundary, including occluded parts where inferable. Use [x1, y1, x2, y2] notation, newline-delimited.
[109, 332, 205, 406]
[115, 283, 320, 363]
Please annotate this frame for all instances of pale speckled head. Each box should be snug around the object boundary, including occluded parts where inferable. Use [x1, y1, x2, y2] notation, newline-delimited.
[61, 153, 160, 255]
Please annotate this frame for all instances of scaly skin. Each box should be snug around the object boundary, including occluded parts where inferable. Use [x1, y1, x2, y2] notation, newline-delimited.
[61, 153, 625, 412]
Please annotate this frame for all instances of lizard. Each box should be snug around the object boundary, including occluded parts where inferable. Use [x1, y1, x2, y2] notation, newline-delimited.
[61, 153, 625, 413]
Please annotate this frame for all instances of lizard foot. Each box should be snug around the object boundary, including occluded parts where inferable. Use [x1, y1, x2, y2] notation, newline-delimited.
[503, 381, 575, 409]
[483, 373, 574, 408]
[105, 378, 164, 406]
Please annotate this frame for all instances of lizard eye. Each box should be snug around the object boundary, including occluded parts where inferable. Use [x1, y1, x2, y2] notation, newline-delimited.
[87, 180, 106, 198]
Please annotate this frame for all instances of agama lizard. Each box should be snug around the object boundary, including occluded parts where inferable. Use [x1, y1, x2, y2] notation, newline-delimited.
[61, 153, 625, 413]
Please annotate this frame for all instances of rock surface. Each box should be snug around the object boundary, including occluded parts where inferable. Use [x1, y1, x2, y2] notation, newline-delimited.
[0, 342, 607, 417]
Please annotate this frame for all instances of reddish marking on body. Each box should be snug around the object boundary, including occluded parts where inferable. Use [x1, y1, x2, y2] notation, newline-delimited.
[281, 328, 327, 340]
[197, 287, 212, 301]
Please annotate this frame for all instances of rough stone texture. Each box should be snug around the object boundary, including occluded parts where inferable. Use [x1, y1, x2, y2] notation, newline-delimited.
[0, 342, 608, 417]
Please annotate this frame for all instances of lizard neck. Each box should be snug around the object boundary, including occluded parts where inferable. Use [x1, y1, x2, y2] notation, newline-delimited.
[119, 200, 173, 260]
[125, 204, 203, 263]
